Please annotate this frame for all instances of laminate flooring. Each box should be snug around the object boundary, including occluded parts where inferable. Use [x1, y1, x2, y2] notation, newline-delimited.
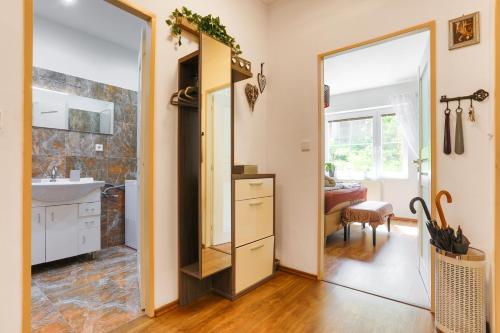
[115, 271, 434, 333]
[324, 220, 431, 308]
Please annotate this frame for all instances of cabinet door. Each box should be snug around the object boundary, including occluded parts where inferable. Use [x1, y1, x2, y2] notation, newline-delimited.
[46, 205, 78, 262]
[77, 228, 100, 254]
[32, 207, 46, 265]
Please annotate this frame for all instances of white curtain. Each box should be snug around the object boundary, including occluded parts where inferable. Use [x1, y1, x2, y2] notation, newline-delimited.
[390, 93, 419, 157]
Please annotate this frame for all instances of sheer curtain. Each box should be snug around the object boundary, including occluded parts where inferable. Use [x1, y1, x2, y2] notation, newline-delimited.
[390, 93, 419, 157]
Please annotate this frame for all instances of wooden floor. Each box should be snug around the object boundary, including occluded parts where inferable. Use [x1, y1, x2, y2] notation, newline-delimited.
[324, 220, 430, 308]
[115, 272, 434, 333]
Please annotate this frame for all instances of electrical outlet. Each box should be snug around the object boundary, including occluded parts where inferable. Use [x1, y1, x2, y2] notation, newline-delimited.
[95, 144, 104, 152]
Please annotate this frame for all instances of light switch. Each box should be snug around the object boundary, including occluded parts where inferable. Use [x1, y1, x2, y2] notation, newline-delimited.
[95, 144, 104, 152]
[300, 140, 311, 152]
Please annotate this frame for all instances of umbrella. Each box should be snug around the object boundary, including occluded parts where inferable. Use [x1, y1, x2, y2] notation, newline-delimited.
[409, 191, 470, 255]
[409, 197, 440, 248]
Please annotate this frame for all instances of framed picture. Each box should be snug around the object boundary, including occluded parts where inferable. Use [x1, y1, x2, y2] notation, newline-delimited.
[449, 12, 480, 50]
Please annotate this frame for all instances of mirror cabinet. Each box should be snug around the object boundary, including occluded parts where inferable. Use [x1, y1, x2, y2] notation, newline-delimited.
[178, 33, 276, 305]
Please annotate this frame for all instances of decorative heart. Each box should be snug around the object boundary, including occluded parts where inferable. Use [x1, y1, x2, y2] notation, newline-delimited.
[245, 84, 259, 112]
[257, 63, 267, 93]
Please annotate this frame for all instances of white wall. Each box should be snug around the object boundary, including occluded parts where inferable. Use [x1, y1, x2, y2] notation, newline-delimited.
[327, 82, 420, 218]
[267, 0, 495, 322]
[34, 16, 139, 91]
[1, 1, 269, 331]
[0, 2, 23, 331]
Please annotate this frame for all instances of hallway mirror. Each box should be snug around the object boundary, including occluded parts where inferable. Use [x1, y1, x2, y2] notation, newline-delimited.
[200, 33, 232, 278]
[32, 86, 114, 135]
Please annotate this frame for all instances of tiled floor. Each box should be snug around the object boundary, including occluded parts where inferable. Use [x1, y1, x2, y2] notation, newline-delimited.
[324, 220, 431, 308]
[31, 246, 142, 333]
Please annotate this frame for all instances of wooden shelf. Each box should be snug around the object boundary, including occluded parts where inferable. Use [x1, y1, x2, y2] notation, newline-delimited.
[180, 263, 200, 278]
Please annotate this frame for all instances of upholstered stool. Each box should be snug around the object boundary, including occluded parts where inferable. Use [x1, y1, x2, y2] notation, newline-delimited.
[342, 201, 394, 246]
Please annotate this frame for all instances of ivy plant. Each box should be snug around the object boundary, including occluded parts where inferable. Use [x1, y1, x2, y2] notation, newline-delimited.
[166, 7, 242, 55]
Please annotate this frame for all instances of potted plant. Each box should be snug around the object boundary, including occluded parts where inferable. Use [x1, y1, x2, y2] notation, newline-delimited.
[325, 162, 335, 178]
[166, 7, 242, 55]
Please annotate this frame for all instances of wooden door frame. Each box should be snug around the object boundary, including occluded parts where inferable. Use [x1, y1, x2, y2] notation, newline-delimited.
[316, 21, 437, 309]
[22, 0, 156, 331]
[495, 0, 500, 330]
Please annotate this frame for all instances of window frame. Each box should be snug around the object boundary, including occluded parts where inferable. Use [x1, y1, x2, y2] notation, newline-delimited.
[325, 105, 408, 180]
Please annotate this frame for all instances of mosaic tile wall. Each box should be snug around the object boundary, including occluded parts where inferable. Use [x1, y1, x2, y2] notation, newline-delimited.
[32, 67, 138, 248]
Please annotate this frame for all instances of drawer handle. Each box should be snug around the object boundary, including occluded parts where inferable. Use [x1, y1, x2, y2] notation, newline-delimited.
[249, 201, 263, 206]
[249, 181, 263, 186]
[250, 244, 264, 251]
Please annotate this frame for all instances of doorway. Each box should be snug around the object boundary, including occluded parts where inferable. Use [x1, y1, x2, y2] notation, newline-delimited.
[24, 0, 156, 331]
[317, 24, 436, 309]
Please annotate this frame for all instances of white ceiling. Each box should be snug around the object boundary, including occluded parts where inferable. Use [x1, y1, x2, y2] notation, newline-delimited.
[35, 0, 145, 51]
[324, 31, 429, 95]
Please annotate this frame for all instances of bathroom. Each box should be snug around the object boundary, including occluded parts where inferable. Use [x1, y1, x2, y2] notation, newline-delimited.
[30, 0, 149, 331]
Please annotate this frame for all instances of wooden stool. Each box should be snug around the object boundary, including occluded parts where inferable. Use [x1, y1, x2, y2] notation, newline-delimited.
[342, 201, 394, 246]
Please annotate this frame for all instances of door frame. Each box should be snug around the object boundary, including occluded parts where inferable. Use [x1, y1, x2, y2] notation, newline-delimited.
[22, 0, 157, 331]
[316, 21, 437, 309]
[494, 0, 500, 330]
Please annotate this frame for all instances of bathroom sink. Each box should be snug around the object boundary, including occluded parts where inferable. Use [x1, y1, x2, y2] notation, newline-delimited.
[32, 178, 105, 202]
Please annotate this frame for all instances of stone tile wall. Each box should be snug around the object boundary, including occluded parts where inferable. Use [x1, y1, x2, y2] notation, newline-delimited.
[32, 67, 137, 248]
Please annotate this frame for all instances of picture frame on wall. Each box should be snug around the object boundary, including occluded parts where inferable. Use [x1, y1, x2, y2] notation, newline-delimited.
[449, 12, 480, 50]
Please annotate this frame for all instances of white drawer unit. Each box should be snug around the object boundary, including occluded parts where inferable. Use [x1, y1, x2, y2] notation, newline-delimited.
[78, 228, 101, 254]
[32, 207, 46, 265]
[78, 216, 100, 229]
[235, 178, 273, 201]
[235, 236, 274, 294]
[235, 196, 273, 247]
[232, 174, 275, 296]
[79, 202, 101, 217]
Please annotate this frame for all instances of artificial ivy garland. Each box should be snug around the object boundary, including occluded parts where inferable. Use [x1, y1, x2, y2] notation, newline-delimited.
[165, 7, 242, 55]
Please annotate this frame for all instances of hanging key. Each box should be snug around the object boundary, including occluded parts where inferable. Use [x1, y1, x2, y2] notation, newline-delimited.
[468, 98, 476, 122]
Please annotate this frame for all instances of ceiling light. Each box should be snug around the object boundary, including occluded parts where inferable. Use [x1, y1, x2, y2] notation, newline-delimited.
[61, 0, 77, 5]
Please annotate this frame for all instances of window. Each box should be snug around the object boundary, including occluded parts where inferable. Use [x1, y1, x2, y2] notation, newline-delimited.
[381, 114, 405, 176]
[326, 107, 407, 180]
[328, 117, 374, 180]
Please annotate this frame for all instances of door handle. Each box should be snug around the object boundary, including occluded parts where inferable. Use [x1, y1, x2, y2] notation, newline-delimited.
[82, 235, 86, 244]
[38, 213, 41, 224]
[250, 244, 264, 251]
[51, 212, 55, 222]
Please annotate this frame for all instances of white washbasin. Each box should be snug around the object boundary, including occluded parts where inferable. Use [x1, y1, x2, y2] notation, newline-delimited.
[32, 177, 105, 202]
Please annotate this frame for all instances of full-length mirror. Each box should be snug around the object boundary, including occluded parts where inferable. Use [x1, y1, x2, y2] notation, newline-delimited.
[33, 86, 114, 135]
[200, 33, 232, 278]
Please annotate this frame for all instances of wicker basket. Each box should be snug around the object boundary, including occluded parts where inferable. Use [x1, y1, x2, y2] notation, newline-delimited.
[435, 246, 486, 333]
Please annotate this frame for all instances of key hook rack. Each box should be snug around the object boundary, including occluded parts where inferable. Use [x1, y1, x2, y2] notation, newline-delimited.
[440, 89, 489, 104]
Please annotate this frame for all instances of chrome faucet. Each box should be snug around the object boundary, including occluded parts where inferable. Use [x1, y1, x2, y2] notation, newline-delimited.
[50, 166, 58, 182]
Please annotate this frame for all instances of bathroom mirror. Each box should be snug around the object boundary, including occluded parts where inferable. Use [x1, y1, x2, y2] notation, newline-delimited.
[200, 33, 232, 278]
[32, 86, 114, 135]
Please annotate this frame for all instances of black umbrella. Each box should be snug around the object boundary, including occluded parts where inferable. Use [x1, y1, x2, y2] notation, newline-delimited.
[410, 197, 441, 248]
[409, 191, 470, 255]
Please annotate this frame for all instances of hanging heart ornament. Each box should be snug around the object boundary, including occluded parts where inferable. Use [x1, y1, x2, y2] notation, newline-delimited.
[257, 62, 267, 93]
[245, 84, 259, 111]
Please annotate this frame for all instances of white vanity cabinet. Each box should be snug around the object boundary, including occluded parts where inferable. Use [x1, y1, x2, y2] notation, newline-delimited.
[46, 204, 79, 262]
[32, 188, 101, 265]
[31, 207, 46, 265]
